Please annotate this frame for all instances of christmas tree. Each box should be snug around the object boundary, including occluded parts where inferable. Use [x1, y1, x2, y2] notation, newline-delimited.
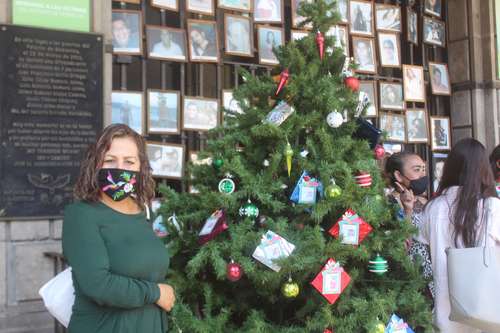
[159, 1, 432, 332]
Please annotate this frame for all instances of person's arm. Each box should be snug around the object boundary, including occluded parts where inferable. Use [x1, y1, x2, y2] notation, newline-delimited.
[487, 198, 500, 244]
[415, 205, 430, 245]
[62, 204, 160, 309]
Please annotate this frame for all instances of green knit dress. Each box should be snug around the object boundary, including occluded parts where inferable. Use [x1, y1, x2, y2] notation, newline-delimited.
[62, 201, 170, 333]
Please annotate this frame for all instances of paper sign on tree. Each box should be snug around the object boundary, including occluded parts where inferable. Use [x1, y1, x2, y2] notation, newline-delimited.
[198, 209, 228, 245]
[310, 258, 350, 304]
[385, 314, 415, 333]
[328, 209, 372, 245]
[252, 230, 295, 272]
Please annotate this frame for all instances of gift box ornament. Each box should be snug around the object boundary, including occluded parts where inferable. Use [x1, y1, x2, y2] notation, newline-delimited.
[252, 230, 295, 272]
[264, 101, 295, 126]
[385, 314, 415, 333]
[310, 258, 351, 304]
[290, 171, 324, 204]
[198, 209, 228, 245]
[328, 209, 372, 245]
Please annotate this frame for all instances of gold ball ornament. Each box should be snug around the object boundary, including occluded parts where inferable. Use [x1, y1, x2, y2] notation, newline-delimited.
[325, 179, 342, 199]
[282, 277, 300, 298]
[373, 322, 385, 333]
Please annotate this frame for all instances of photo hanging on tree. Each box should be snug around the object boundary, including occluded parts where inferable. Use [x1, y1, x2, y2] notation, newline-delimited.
[328, 209, 372, 245]
[310, 258, 351, 304]
[290, 171, 324, 204]
[264, 101, 295, 126]
[198, 209, 228, 244]
[252, 230, 296, 272]
[385, 314, 415, 333]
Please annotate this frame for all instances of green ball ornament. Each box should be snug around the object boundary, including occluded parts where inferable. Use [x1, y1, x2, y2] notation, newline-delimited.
[282, 277, 300, 298]
[212, 158, 224, 169]
[325, 179, 342, 199]
[373, 322, 385, 333]
[239, 200, 259, 219]
[368, 254, 388, 275]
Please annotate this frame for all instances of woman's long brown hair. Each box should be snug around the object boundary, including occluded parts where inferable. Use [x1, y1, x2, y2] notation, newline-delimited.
[74, 124, 156, 206]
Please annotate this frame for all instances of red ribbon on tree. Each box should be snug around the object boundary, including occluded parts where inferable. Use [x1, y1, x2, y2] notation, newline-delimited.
[275, 68, 289, 95]
[316, 31, 325, 60]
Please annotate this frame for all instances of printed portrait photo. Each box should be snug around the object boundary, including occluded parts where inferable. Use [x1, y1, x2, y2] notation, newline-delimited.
[432, 152, 448, 192]
[429, 62, 451, 95]
[292, 0, 313, 29]
[112, 10, 142, 55]
[225, 14, 253, 56]
[430, 116, 451, 151]
[186, 0, 214, 15]
[183, 97, 219, 131]
[379, 112, 406, 142]
[147, 143, 185, 179]
[352, 37, 376, 74]
[403, 65, 426, 102]
[379, 82, 404, 110]
[406, 109, 429, 143]
[254, 0, 282, 23]
[147, 26, 187, 61]
[187, 20, 219, 62]
[335, 0, 348, 24]
[407, 8, 418, 45]
[425, 0, 442, 17]
[378, 32, 400, 67]
[359, 81, 377, 117]
[218, 0, 251, 12]
[350, 0, 373, 36]
[326, 25, 348, 57]
[152, 0, 178, 11]
[375, 4, 401, 32]
[111, 91, 144, 135]
[147, 90, 180, 134]
[423, 16, 446, 47]
[223, 90, 244, 116]
[258, 26, 284, 65]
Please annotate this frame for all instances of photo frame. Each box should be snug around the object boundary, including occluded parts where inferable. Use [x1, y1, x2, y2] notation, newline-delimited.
[383, 143, 403, 155]
[113, 0, 140, 3]
[222, 90, 244, 115]
[423, 16, 446, 47]
[111, 91, 144, 135]
[326, 25, 349, 57]
[291, 30, 308, 41]
[403, 65, 426, 102]
[379, 82, 404, 110]
[151, 0, 178, 11]
[352, 37, 377, 74]
[146, 25, 187, 62]
[335, 0, 349, 24]
[147, 89, 180, 134]
[429, 62, 451, 95]
[186, 0, 214, 15]
[183, 96, 219, 131]
[224, 14, 253, 57]
[112, 10, 143, 55]
[292, 0, 313, 29]
[257, 25, 284, 65]
[432, 152, 448, 192]
[359, 81, 377, 117]
[407, 8, 418, 45]
[375, 4, 401, 32]
[188, 151, 212, 193]
[349, 0, 374, 36]
[254, 0, 283, 23]
[406, 109, 429, 143]
[378, 32, 400, 67]
[218, 0, 252, 12]
[187, 19, 219, 63]
[430, 116, 451, 151]
[424, 0, 442, 18]
[147, 142, 185, 179]
[379, 112, 406, 142]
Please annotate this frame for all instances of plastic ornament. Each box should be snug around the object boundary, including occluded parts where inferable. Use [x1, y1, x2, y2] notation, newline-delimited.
[284, 141, 293, 177]
[324, 330, 333, 333]
[344, 76, 360, 92]
[239, 199, 259, 219]
[226, 260, 243, 281]
[263, 159, 270, 167]
[373, 321, 385, 333]
[212, 158, 224, 170]
[374, 144, 385, 160]
[368, 254, 388, 275]
[326, 111, 344, 128]
[355, 171, 372, 188]
[316, 31, 325, 60]
[275, 68, 289, 95]
[282, 277, 300, 298]
[325, 179, 342, 199]
[218, 175, 236, 194]
[300, 149, 309, 158]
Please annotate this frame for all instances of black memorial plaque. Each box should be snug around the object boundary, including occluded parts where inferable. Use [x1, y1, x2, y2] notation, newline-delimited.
[0, 25, 103, 219]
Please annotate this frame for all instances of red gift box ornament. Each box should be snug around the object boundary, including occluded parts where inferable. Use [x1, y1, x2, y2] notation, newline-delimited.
[316, 31, 325, 60]
[354, 171, 372, 188]
[310, 258, 351, 304]
[328, 209, 373, 245]
[198, 209, 229, 245]
[275, 68, 289, 95]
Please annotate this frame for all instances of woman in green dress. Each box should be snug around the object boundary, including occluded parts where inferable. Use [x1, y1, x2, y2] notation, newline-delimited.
[62, 124, 175, 332]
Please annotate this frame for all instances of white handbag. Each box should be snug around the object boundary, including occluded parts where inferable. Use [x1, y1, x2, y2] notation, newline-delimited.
[446, 199, 500, 332]
[38, 267, 75, 328]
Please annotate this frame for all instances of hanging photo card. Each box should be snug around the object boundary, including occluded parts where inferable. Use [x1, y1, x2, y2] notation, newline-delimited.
[290, 171, 324, 204]
[310, 258, 351, 304]
[328, 209, 372, 245]
[264, 101, 295, 126]
[252, 230, 295, 272]
[199, 209, 228, 244]
[385, 314, 415, 333]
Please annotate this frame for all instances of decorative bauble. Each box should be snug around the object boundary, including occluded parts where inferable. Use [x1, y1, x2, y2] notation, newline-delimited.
[368, 254, 388, 275]
[275, 68, 289, 95]
[218, 176, 235, 194]
[354, 171, 372, 188]
[227, 261, 243, 281]
[212, 158, 224, 170]
[263, 159, 270, 167]
[239, 200, 259, 219]
[325, 179, 342, 199]
[326, 111, 344, 128]
[316, 31, 325, 60]
[344, 76, 360, 92]
[284, 141, 294, 177]
[374, 144, 385, 160]
[373, 322, 385, 333]
[324, 330, 333, 333]
[282, 277, 300, 298]
[295, 223, 305, 230]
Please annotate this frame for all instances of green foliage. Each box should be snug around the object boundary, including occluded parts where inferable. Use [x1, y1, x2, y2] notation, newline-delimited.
[159, 0, 433, 331]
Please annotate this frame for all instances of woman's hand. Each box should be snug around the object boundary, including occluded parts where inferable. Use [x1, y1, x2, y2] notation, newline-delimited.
[395, 182, 415, 215]
[156, 283, 176, 312]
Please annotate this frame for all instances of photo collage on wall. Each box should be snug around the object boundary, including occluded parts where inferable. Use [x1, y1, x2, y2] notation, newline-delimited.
[111, 0, 451, 179]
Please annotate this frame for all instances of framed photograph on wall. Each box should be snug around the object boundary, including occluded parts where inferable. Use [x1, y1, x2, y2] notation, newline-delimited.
[151, 0, 178, 11]
[292, 0, 313, 29]
[218, 0, 252, 12]
[222, 90, 244, 115]
[407, 8, 418, 45]
[291, 30, 308, 41]
[432, 152, 448, 192]
[359, 81, 377, 117]
[349, 0, 374, 36]
[183, 96, 219, 131]
[257, 25, 284, 65]
[375, 4, 401, 32]
[147, 89, 180, 134]
[224, 14, 253, 57]
[254, 0, 283, 23]
[406, 109, 429, 143]
[112, 10, 143, 55]
[352, 37, 376, 74]
[403, 65, 426, 102]
[423, 16, 446, 47]
[429, 62, 451, 95]
[111, 91, 144, 135]
[187, 20, 219, 62]
[383, 143, 403, 155]
[146, 25, 187, 61]
[326, 25, 349, 57]
[380, 112, 406, 142]
[379, 82, 404, 110]
[424, 0, 442, 18]
[186, 0, 214, 15]
[147, 142, 185, 179]
[335, 0, 348, 24]
[378, 32, 400, 67]
[430, 116, 451, 151]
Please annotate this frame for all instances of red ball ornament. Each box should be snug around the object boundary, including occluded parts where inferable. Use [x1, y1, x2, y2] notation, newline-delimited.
[316, 31, 325, 60]
[324, 330, 333, 333]
[226, 261, 243, 282]
[275, 68, 289, 95]
[374, 144, 385, 160]
[354, 171, 372, 188]
[344, 76, 360, 92]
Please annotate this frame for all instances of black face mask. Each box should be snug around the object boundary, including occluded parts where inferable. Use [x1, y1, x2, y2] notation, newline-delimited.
[98, 168, 138, 201]
[405, 175, 429, 196]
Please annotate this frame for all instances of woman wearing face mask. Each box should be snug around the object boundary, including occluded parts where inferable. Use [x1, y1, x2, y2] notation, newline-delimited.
[62, 124, 175, 333]
[385, 152, 434, 298]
